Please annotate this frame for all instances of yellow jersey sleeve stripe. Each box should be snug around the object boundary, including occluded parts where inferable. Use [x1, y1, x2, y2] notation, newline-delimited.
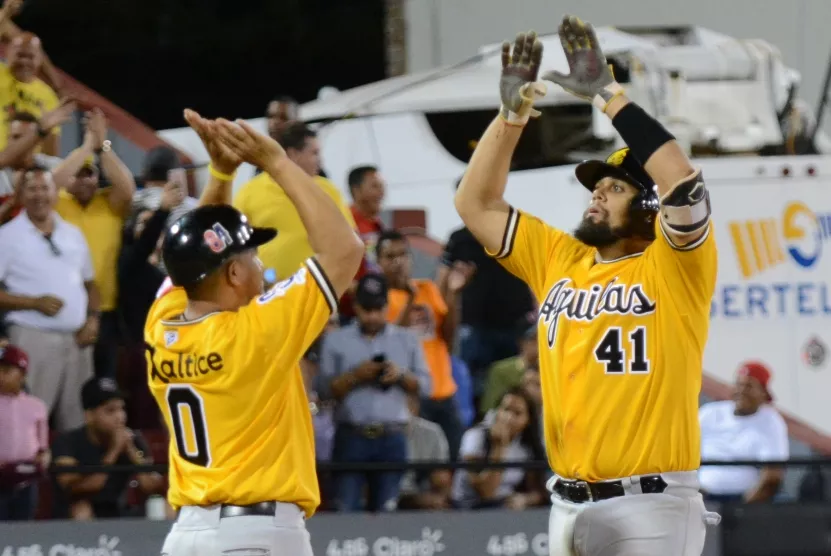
[489, 206, 520, 259]
[305, 257, 338, 314]
[658, 215, 711, 251]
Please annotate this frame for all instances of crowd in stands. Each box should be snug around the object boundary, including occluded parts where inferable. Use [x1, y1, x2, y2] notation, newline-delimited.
[0, 5, 794, 522]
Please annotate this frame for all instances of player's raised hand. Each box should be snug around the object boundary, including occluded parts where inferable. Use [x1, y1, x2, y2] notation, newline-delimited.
[214, 118, 287, 172]
[499, 31, 547, 126]
[184, 109, 242, 176]
[541, 15, 622, 109]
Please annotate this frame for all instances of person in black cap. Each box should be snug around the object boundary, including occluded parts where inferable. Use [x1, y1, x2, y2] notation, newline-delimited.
[146, 111, 362, 555]
[50, 377, 164, 519]
[319, 273, 432, 512]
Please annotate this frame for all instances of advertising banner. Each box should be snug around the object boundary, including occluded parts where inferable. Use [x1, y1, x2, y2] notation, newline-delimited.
[706, 178, 831, 433]
[0, 508, 722, 556]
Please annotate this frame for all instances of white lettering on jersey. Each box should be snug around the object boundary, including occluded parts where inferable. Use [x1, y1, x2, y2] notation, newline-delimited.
[257, 266, 308, 304]
[539, 278, 657, 348]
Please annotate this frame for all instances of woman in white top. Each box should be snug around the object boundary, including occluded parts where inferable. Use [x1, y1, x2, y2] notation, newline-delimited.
[451, 387, 546, 509]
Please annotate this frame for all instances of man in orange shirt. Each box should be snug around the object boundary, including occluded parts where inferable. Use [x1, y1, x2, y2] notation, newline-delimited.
[377, 229, 474, 459]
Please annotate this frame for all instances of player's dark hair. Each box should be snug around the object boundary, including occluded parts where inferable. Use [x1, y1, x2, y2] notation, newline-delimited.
[10, 111, 39, 125]
[347, 165, 378, 194]
[279, 123, 316, 152]
[375, 229, 407, 259]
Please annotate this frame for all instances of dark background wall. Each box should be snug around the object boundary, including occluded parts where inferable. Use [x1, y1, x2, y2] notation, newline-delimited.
[12, 0, 387, 129]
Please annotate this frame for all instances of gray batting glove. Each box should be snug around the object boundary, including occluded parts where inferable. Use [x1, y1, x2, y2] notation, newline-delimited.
[541, 15, 624, 112]
[499, 31, 547, 126]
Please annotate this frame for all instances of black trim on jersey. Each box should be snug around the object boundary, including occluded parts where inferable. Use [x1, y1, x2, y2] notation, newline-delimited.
[306, 257, 338, 314]
[659, 216, 711, 252]
[493, 206, 520, 259]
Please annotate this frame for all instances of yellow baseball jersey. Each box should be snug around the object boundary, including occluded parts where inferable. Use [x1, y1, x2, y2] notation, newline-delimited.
[144, 258, 338, 517]
[491, 207, 717, 481]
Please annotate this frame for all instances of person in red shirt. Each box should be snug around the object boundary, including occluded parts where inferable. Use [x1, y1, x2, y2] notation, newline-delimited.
[339, 165, 386, 321]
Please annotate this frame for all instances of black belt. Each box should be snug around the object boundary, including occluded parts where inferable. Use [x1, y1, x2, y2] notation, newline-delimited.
[553, 475, 668, 504]
[219, 501, 278, 518]
[341, 422, 407, 439]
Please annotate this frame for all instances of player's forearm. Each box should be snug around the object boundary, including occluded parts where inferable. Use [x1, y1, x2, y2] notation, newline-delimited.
[604, 95, 694, 196]
[268, 159, 356, 252]
[454, 117, 521, 217]
[199, 174, 233, 206]
[266, 158, 363, 293]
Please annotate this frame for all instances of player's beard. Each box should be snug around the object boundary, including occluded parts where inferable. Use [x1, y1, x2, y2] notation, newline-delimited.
[573, 216, 620, 247]
[573, 213, 642, 247]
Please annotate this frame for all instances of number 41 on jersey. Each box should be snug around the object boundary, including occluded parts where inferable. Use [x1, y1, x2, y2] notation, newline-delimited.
[594, 327, 650, 375]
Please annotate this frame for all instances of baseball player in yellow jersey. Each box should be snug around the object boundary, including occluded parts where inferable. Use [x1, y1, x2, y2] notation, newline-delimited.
[145, 110, 363, 556]
[455, 16, 720, 556]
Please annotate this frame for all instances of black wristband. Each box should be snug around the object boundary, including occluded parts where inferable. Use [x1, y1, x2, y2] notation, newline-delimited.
[611, 103, 675, 165]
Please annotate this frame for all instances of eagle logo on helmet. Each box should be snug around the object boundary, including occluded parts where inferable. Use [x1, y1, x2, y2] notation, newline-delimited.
[605, 147, 630, 167]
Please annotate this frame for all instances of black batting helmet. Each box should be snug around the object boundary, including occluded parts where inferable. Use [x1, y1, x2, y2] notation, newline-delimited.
[574, 147, 659, 239]
[162, 205, 277, 287]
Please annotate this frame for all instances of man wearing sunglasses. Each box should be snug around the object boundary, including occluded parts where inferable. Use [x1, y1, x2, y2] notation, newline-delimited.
[0, 165, 99, 433]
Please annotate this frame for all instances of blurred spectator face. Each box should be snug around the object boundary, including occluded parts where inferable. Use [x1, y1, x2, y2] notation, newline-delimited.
[86, 398, 127, 435]
[354, 304, 387, 336]
[377, 238, 411, 284]
[68, 166, 99, 206]
[286, 136, 321, 177]
[495, 392, 530, 439]
[8, 34, 44, 82]
[0, 363, 24, 395]
[352, 170, 386, 215]
[266, 100, 299, 141]
[734, 375, 768, 414]
[20, 170, 56, 221]
[520, 369, 541, 406]
[6, 119, 38, 169]
[520, 334, 539, 370]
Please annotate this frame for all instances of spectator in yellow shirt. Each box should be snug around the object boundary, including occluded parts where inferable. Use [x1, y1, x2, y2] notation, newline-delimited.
[0, 33, 60, 155]
[234, 122, 355, 284]
[54, 109, 136, 379]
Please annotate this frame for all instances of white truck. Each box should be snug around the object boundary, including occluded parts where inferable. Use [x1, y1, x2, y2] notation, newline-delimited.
[160, 26, 831, 440]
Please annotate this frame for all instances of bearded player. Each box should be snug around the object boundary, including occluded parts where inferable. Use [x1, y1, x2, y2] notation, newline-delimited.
[455, 16, 719, 556]
[146, 111, 363, 555]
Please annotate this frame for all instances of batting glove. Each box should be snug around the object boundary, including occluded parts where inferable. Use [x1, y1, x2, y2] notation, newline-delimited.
[499, 31, 548, 126]
[541, 15, 625, 113]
